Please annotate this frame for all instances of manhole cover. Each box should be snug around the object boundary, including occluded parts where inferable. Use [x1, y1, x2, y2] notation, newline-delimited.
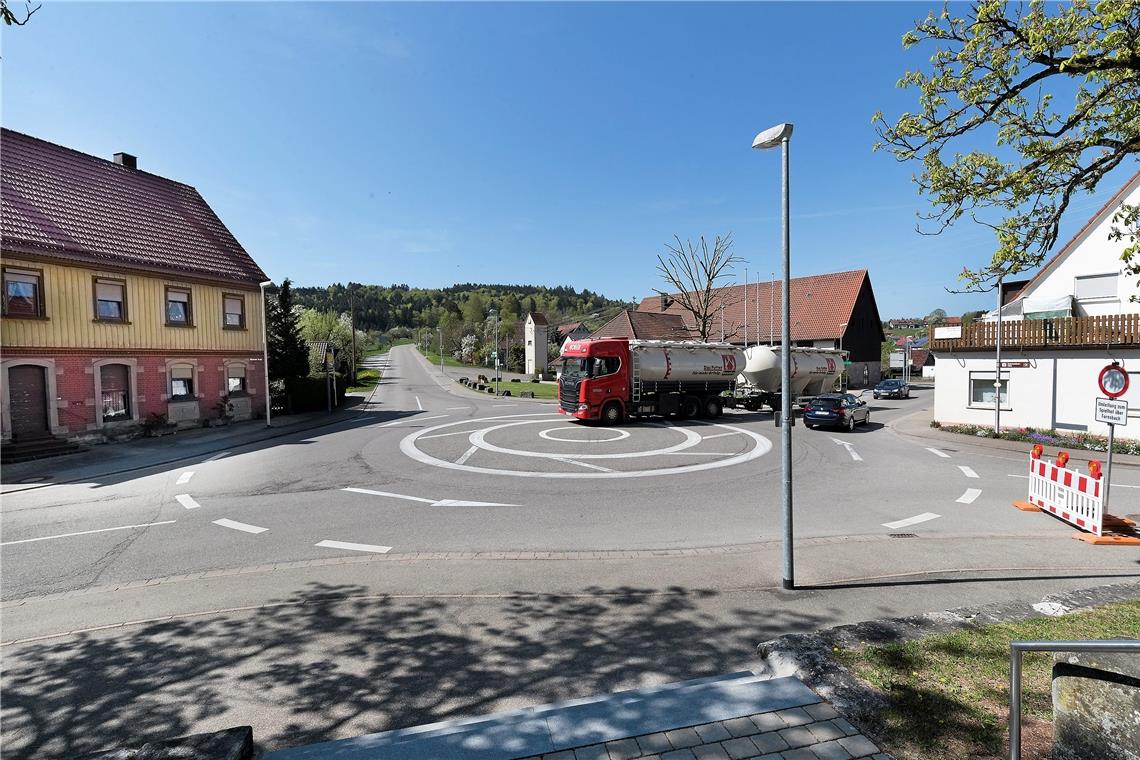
[888, 533, 918, 539]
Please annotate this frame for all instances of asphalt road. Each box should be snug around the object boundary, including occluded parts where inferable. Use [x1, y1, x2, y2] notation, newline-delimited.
[3, 344, 1138, 757]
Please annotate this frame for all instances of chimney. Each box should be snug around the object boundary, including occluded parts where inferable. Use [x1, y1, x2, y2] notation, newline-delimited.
[659, 294, 673, 312]
[113, 152, 137, 170]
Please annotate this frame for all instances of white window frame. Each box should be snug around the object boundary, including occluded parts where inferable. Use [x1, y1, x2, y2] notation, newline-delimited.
[967, 371, 1011, 411]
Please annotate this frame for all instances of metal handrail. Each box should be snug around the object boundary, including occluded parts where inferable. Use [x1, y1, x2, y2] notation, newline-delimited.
[1009, 639, 1140, 760]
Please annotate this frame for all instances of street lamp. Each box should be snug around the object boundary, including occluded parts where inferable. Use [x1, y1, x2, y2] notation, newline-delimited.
[753, 121, 795, 590]
[993, 269, 1005, 436]
[438, 327, 444, 373]
[488, 308, 500, 396]
[258, 279, 274, 427]
[838, 322, 848, 391]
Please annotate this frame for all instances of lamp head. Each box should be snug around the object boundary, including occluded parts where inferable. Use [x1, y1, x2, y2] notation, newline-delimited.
[752, 123, 794, 150]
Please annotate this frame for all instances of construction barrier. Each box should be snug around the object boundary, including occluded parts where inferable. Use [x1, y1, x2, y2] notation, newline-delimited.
[1020, 446, 1104, 536]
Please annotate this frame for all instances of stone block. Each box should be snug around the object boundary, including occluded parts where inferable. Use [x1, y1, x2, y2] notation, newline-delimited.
[1052, 651, 1140, 760]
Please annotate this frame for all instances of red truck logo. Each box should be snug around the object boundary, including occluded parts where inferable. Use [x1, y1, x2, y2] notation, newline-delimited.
[722, 355, 737, 373]
[826, 358, 835, 374]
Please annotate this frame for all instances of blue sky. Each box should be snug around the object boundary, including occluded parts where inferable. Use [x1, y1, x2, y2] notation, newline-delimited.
[3, 1, 1135, 317]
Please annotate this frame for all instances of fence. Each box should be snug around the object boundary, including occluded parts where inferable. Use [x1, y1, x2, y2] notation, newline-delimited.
[930, 313, 1140, 352]
[1021, 449, 1104, 535]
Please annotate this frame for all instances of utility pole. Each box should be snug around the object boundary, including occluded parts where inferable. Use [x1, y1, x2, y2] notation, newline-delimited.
[349, 286, 357, 386]
[995, 271, 1004, 436]
[438, 327, 444, 373]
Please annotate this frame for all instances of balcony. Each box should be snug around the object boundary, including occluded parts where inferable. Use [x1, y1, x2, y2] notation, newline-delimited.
[929, 313, 1140, 352]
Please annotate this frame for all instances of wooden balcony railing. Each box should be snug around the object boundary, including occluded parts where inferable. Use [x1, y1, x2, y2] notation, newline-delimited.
[929, 313, 1140, 352]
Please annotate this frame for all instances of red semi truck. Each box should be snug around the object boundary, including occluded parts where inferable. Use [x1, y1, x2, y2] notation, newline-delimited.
[557, 338, 746, 423]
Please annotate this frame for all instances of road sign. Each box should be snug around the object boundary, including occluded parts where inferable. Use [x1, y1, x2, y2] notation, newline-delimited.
[491, 351, 498, 360]
[1096, 397, 1128, 426]
[1098, 363, 1129, 399]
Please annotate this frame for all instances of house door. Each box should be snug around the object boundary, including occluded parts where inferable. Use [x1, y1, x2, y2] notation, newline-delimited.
[8, 365, 50, 439]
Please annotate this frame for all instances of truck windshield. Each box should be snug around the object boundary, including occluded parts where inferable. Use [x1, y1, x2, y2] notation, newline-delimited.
[561, 358, 590, 382]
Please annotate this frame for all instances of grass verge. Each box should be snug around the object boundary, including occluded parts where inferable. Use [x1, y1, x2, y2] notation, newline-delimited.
[346, 368, 380, 394]
[417, 346, 471, 369]
[833, 600, 1140, 759]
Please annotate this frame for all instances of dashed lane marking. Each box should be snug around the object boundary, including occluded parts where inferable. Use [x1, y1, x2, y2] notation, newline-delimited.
[956, 488, 982, 504]
[455, 445, 479, 465]
[958, 465, 979, 479]
[830, 437, 864, 462]
[176, 471, 195, 485]
[416, 396, 424, 410]
[701, 432, 742, 440]
[316, 540, 392, 554]
[212, 518, 268, 534]
[1, 521, 177, 546]
[882, 512, 941, 530]
[175, 494, 201, 510]
[378, 414, 450, 428]
[204, 451, 230, 462]
[926, 447, 951, 458]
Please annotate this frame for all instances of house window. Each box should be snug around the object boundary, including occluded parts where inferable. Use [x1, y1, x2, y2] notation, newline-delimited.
[170, 365, 195, 399]
[969, 375, 1010, 408]
[166, 288, 193, 326]
[100, 364, 131, 422]
[94, 278, 127, 322]
[226, 364, 247, 394]
[223, 295, 245, 328]
[1074, 273, 1118, 301]
[2, 268, 44, 317]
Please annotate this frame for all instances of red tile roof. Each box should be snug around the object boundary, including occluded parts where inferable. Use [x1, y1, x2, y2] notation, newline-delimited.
[558, 321, 587, 334]
[1, 128, 267, 285]
[638, 269, 872, 342]
[591, 309, 692, 340]
[526, 312, 548, 325]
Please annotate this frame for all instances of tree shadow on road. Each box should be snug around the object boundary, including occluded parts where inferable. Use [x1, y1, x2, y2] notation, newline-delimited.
[0, 583, 835, 758]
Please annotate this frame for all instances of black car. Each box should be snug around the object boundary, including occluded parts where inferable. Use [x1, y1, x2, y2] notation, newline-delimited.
[803, 394, 869, 431]
[873, 379, 910, 399]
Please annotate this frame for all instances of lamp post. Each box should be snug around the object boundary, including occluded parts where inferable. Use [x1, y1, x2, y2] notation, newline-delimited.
[489, 308, 500, 396]
[438, 327, 444, 373]
[839, 321, 848, 391]
[994, 271, 1004, 436]
[753, 121, 795, 590]
[259, 279, 274, 427]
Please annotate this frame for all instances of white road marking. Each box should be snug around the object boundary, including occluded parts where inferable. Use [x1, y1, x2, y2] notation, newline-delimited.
[958, 465, 979, 479]
[212, 518, 268, 534]
[552, 457, 615, 473]
[883, 512, 941, 530]
[662, 451, 737, 456]
[926, 447, 951, 458]
[204, 451, 230, 462]
[378, 414, 449, 428]
[175, 494, 201, 510]
[176, 471, 195, 485]
[455, 445, 479, 465]
[445, 406, 469, 410]
[1, 521, 176, 546]
[492, 404, 518, 408]
[316, 540, 392, 554]
[701, 432, 741, 440]
[956, 488, 982, 504]
[418, 430, 481, 440]
[1007, 473, 1139, 489]
[830, 437, 863, 462]
[341, 487, 517, 507]
[416, 396, 423, 410]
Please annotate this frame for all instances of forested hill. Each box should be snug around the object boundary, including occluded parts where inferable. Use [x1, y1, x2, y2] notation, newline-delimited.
[291, 283, 630, 333]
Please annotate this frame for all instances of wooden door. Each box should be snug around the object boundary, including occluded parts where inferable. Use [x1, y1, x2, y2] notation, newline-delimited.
[8, 365, 49, 439]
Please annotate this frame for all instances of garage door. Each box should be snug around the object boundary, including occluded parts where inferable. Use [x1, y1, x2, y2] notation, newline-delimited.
[8, 365, 49, 439]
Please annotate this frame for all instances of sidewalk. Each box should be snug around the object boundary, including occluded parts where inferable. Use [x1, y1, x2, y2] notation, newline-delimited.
[888, 407, 1140, 468]
[1, 395, 379, 491]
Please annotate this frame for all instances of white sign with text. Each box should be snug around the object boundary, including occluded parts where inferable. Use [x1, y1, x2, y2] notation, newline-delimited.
[1095, 397, 1129, 426]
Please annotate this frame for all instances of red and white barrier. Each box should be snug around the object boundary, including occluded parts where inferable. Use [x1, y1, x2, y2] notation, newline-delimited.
[1023, 447, 1103, 536]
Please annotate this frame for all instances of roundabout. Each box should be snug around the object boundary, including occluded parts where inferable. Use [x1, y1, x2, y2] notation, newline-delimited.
[399, 412, 773, 479]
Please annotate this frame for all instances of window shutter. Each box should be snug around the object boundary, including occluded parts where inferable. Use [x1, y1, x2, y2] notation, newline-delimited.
[97, 282, 124, 301]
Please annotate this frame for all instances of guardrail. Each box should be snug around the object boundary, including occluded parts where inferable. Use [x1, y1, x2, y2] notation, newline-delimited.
[1008, 639, 1140, 760]
[930, 313, 1140, 352]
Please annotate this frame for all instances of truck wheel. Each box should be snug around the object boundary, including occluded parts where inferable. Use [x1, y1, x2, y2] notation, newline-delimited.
[601, 401, 623, 425]
[702, 397, 723, 418]
[679, 395, 701, 419]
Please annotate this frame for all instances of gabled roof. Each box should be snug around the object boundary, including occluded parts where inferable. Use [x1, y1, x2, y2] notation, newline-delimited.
[591, 309, 692, 340]
[558, 321, 587, 334]
[1, 128, 268, 285]
[638, 269, 880, 342]
[526, 312, 548, 326]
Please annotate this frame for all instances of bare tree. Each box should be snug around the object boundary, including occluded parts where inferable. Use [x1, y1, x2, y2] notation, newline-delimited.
[654, 234, 742, 342]
[2, 1, 40, 26]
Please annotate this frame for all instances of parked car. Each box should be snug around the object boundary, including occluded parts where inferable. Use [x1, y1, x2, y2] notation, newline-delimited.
[873, 378, 910, 399]
[803, 394, 869, 431]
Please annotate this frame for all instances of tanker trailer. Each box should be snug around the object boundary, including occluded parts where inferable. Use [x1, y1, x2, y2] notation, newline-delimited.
[734, 345, 844, 411]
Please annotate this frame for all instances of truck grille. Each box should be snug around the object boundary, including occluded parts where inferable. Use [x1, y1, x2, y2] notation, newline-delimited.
[559, 380, 580, 412]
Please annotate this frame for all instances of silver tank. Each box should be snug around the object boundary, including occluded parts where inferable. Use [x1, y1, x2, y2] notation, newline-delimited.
[629, 340, 745, 383]
[738, 345, 843, 396]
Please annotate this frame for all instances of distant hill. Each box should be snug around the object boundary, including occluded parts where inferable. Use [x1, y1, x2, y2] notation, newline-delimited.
[292, 282, 630, 334]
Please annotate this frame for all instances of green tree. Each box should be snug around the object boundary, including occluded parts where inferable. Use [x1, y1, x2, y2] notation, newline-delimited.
[266, 279, 309, 382]
[875, 0, 1140, 291]
[925, 308, 948, 324]
[462, 292, 488, 327]
[298, 308, 353, 375]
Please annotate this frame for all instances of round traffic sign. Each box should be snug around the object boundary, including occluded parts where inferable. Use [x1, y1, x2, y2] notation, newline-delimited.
[1098, 363, 1129, 399]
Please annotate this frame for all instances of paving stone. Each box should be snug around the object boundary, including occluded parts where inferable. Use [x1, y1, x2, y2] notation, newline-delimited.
[691, 744, 731, 760]
[723, 717, 761, 737]
[749, 713, 786, 733]
[749, 730, 789, 754]
[720, 737, 760, 760]
[573, 744, 612, 760]
[605, 738, 642, 760]
[693, 722, 734, 744]
[665, 728, 702, 749]
[806, 721, 846, 743]
[782, 749, 819, 760]
[804, 703, 840, 721]
[660, 750, 697, 760]
[542, 751, 576, 760]
[810, 739, 853, 760]
[778, 725, 817, 749]
[830, 719, 859, 737]
[637, 733, 674, 755]
[837, 735, 881, 758]
[776, 707, 814, 727]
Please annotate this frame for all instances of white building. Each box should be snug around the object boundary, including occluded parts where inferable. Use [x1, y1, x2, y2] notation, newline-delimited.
[524, 312, 549, 376]
[932, 170, 1140, 438]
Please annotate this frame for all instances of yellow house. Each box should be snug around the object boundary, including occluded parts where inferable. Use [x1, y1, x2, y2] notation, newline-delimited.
[1, 128, 269, 451]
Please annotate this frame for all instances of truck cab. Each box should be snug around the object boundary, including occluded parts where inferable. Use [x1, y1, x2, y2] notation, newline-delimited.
[558, 338, 629, 423]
